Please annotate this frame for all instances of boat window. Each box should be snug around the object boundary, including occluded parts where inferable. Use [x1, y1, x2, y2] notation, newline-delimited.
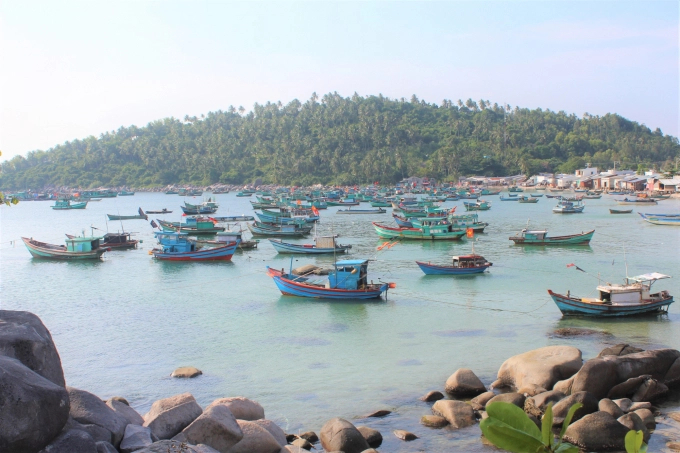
[600, 291, 611, 303]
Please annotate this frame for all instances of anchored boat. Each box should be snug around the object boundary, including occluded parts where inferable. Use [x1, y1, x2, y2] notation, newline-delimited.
[416, 254, 492, 275]
[372, 220, 467, 240]
[52, 199, 88, 210]
[509, 228, 594, 245]
[638, 213, 680, 226]
[22, 235, 107, 260]
[151, 231, 238, 261]
[269, 236, 351, 254]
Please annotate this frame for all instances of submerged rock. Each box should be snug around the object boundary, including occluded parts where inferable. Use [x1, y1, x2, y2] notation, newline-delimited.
[420, 415, 449, 428]
[393, 429, 417, 441]
[171, 366, 203, 378]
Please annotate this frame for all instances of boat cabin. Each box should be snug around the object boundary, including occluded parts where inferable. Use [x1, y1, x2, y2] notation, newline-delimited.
[215, 231, 242, 243]
[452, 255, 490, 268]
[155, 232, 195, 253]
[521, 229, 548, 240]
[184, 216, 219, 230]
[328, 259, 369, 290]
[596, 273, 671, 305]
[65, 236, 103, 252]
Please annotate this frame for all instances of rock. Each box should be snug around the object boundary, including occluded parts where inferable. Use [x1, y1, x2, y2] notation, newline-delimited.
[634, 408, 656, 429]
[664, 357, 680, 385]
[597, 398, 624, 419]
[39, 429, 97, 453]
[470, 391, 496, 410]
[194, 445, 220, 453]
[68, 387, 128, 447]
[171, 367, 203, 378]
[64, 417, 112, 443]
[493, 346, 582, 391]
[357, 426, 382, 448]
[420, 415, 449, 428]
[362, 409, 391, 418]
[106, 399, 144, 426]
[562, 411, 629, 451]
[0, 356, 70, 453]
[598, 344, 644, 357]
[207, 397, 264, 421]
[181, 404, 243, 452]
[486, 392, 525, 408]
[135, 440, 214, 452]
[524, 390, 565, 418]
[143, 393, 203, 440]
[109, 396, 130, 406]
[227, 420, 282, 453]
[607, 375, 650, 399]
[629, 402, 652, 411]
[617, 413, 649, 441]
[120, 424, 155, 453]
[361, 450, 379, 453]
[668, 441, 680, 451]
[319, 418, 370, 453]
[291, 438, 313, 450]
[632, 377, 668, 401]
[517, 385, 547, 396]
[553, 376, 574, 395]
[613, 398, 633, 412]
[252, 420, 287, 447]
[420, 390, 444, 402]
[431, 400, 476, 428]
[96, 441, 118, 453]
[0, 310, 66, 386]
[298, 431, 318, 443]
[551, 391, 598, 426]
[667, 411, 680, 422]
[393, 429, 417, 441]
[445, 368, 486, 396]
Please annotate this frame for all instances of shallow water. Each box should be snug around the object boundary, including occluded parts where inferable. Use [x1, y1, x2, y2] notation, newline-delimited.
[2, 193, 679, 450]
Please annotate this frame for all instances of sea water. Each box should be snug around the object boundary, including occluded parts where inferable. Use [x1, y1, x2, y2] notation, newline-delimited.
[2, 193, 679, 451]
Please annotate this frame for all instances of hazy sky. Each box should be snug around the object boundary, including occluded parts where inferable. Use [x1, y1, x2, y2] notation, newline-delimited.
[1, 1, 678, 161]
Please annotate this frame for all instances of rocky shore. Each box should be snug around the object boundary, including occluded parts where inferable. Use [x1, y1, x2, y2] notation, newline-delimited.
[2, 310, 680, 452]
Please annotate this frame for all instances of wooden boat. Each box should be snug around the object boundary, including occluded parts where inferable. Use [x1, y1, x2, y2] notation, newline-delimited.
[609, 209, 633, 214]
[372, 221, 467, 240]
[181, 204, 218, 215]
[370, 200, 392, 207]
[416, 254, 492, 275]
[146, 208, 173, 214]
[236, 192, 253, 197]
[158, 217, 225, 234]
[583, 194, 602, 199]
[530, 194, 544, 197]
[165, 190, 179, 195]
[617, 198, 657, 205]
[548, 272, 674, 317]
[247, 222, 309, 237]
[327, 199, 360, 206]
[392, 213, 413, 228]
[52, 199, 87, 210]
[269, 236, 351, 254]
[107, 208, 148, 221]
[212, 215, 255, 222]
[22, 235, 107, 260]
[191, 231, 258, 250]
[118, 191, 135, 196]
[151, 231, 237, 261]
[509, 228, 594, 245]
[552, 200, 585, 213]
[67, 232, 138, 250]
[500, 196, 519, 201]
[267, 259, 393, 299]
[463, 200, 491, 211]
[508, 187, 524, 192]
[518, 196, 539, 203]
[336, 208, 386, 214]
[638, 213, 680, 225]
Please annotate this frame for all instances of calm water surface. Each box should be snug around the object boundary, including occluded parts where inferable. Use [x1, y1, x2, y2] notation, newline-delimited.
[2, 193, 679, 451]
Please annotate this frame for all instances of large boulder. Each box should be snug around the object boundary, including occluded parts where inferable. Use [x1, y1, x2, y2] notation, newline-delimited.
[598, 344, 644, 358]
[665, 357, 680, 386]
[39, 429, 97, 453]
[431, 400, 476, 428]
[95, 441, 118, 453]
[607, 375, 649, 399]
[470, 391, 496, 410]
[120, 425, 154, 453]
[562, 412, 629, 451]
[143, 393, 203, 440]
[181, 404, 243, 452]
[357, 426, 382, 448]
[617, 413, 649, 442]
[106, 399, 144, 426]
[68, 387, 128, 447]
[524, 390, 565, 418]
[492, 346, 582, 391]
[486, 392, 525, 408]
[64, 416, 112, 443]
[632, 377, 668, 401]
[226, 420, 281, 453]
[0, 356, 70, 453]
[251, 420, 286, 447]
[207, 397, 264, 421]
[319, 418, 370, 453]
[0, 310, 65, 386]
[444, 368, 487, 396]
[551, 391, 599, 426]
[598, 398, 624, 419]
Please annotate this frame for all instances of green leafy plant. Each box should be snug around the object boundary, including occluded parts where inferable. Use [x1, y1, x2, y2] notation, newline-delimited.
[0, 192, 18, 206]
[625, 430, 647, 453]
[480, 401, 582, 453]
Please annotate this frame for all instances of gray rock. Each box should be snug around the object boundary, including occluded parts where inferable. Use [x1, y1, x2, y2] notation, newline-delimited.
[362, 409, 391, 418]
[207, 397, 264, 421]
[524, 390, 565, 418]
[445, 368, 486, 396]
[96, 441, 118, 453]
[552, 376, 574, 395]
[109, 396, 130, 406]
[634, 408, 656, 429]
[493, 346, 582, 391]
[194, 445, 220, 453]
[597, 398, 624, 419]
[487, 392, 525, 408]
[552, 391, 598, 426]
[420, 415, 449, 428]
[291, 438, 313, 450]
[629, 402, 652, 411]
[107, 399, 144, 426]
[135, 440, 214, 452]
[613, 397, 633, 412]
[39, 429, 97, 453]
[319, 418, 370, 453]
[251, 420, 286, 447]
[598, 344, 644, 358]
[227, 420, 281, 453]
[357, 426, 382, 448]
[607, 375, 649, 399]
[143, 393, 203, 440]
[171, 367, 202, 378]
[632, 377, 668, 402]
[470, 391, 496, 410]
[420, 390, 444, 402]
[0, 310, 66, 386]
[64, 417, 112, 443]
[120, 424, 155, 453]
[181, 404, 243, 452]
[393, 429, 417, 441]
[517, 385, 547, 396]
[0, 356, 70, 453]
[617, 413, 649, 441]
[664, 357, 680, 385]
[562, 411, 629, 451]
[282, 446, 308, 453]
[298, 431, 318, 443]
[68, 386, 128, 447]
[431, 400, 476, 428]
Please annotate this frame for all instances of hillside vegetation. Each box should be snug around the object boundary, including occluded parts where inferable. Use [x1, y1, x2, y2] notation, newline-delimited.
[1, 93, 678, 189]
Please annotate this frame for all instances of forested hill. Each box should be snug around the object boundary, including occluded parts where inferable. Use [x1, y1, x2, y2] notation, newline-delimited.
[2, 93, 679, 189]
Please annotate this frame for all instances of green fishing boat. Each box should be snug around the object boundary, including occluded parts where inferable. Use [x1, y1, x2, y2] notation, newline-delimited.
[372, 220, 467, 240]
[509, 228, 595, 245]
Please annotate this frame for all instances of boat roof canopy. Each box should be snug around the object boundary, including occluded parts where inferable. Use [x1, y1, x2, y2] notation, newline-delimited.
[629, 272, 671, 282]
[335, 259, 368, 266]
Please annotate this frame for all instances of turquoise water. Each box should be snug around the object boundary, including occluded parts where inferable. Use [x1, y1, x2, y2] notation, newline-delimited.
[2, 193, 679, 451]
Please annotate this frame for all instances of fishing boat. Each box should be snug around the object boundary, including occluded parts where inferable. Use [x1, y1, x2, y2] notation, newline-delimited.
[372, 221, 467, 240]
[370, 200, 392, 207]
[107, 208, 148, 221]
[151, 231, 238, 261]
[165, 190, 179, 195]
[118, 191, 135, 196]
[212, 215, 255, 222]
[181, 204, 218, 215]
[552, 199, 585, 213]
[609, 209, 633, 214]
[509, 228, 594, 245]
[67, 232, 139, 250]
[508, 187, 524, 192]
[146, 208, 173, 214]
[500, 196, 519, 201]
[416, 254, 493, 275]
[52, 199, 88, 210]
[247, 222, 309, 237]
[463, 200, 491, 211]
[266, 259, 393, 299]
[158, 217, 225, 234]
[236, 192, 253, 197]
[327, 199, 360, 207]
[392, 213, 414, 228]
[22, 235, 107, 260]
[616, 198, 657, 205]
[269, 236, 351, 254]
[530, 194, 544, 197]
[336, 208, 386, 214]
[583, 194, 602, 199]
[638, 213, 680, 225]
[548, 272, 673, 317]
[518, 196, 539, 203]
[191, 230, 258, 250]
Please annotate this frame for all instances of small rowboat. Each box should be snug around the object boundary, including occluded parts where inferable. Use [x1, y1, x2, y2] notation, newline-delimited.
[518, 197, 539, 203]
[500, 196, 519, 201]
[616, 198, 657, 205]
[416, 254, 492, 275]
[336, 208, 386, 214]
[638, 212, 680, 225]
[107, 208, 148, 221]
[609, 209, 633, 214]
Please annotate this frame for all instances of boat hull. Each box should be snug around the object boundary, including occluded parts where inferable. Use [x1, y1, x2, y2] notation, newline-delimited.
[509, 230, 594, 245]
[22, 237, 106, 260]
[639, 213, 680, 225]
[372, 223, 466, 240]
[269, 239, 350, 254]
[548, 290, 674, 317]
[152, 242, 237, 261]
[416, 261, 490, 275]
[267, 267, 387, 299]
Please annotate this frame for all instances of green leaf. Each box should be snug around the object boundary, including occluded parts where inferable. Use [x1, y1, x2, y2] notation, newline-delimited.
[625, 430, 646, 453]
[559, 402, 583, 439]
[554, 442, 580, 453]
[480, 417, 547, 453]
[486, 401, 543, 440]
[542, 402, 553, 447]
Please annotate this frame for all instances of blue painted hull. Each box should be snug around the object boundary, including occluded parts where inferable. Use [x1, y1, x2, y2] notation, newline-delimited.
[267, 267, 388, 299]
[416, 261, 490, 275]
[548, 290, 674, 317]
[268, 239, 350, 254]
[152, 242, 237, 261]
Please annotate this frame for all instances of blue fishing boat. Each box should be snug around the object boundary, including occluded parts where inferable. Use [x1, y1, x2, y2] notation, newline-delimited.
[416, 254, 492, 275]
[638, 213, 680, 225]
[158, 217, 225, 234]
[336, 208, 386, 214]
[552, 199, 585, 213]
[518, 196, 539, 203]
[463, 200, 491, 211]
[248, 222, 309, 237]
[392, 213, 413, 228]
[548, 272, 673, 317]
[269, 236, 351, 254]
[151, 231, 238, 261]
[500, 196, 519, 201]
[181, 204, 218, 215]
[266, 259, 394, 299]
[22, 235, 107, 260]
[52, 199, 88, 210]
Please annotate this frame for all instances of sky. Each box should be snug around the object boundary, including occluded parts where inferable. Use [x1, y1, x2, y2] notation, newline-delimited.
[0, 1, 678, 161]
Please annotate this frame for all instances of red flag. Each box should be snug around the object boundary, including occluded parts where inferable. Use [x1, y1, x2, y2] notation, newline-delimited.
[466, 228, 474, 238]
[566, 263, 575, 268]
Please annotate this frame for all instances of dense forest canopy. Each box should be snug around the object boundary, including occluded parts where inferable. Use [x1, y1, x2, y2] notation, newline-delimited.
[1, 92, 679, 189]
